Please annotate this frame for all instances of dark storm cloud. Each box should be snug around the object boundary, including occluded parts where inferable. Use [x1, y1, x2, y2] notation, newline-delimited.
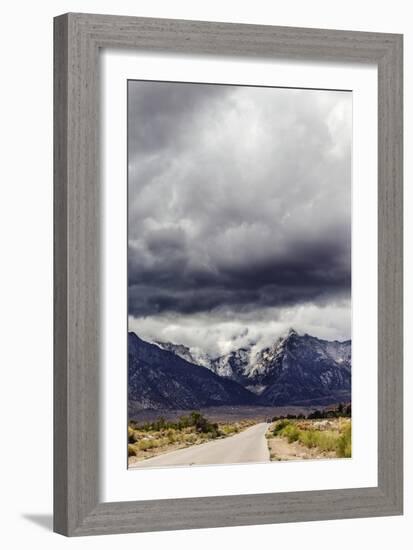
[128, 240, 350, 316]
[127, 80, 351, 320]
[128, 81, 230, 157]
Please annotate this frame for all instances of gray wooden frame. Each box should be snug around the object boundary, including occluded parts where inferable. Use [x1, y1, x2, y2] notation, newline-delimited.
[54, 13, 403, 536]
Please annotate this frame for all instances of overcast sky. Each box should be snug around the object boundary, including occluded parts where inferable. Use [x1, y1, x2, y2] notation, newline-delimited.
[128, 80, 352, 357]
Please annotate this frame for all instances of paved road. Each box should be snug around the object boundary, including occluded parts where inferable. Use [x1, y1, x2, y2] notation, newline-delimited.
[130, 422, 270, 468]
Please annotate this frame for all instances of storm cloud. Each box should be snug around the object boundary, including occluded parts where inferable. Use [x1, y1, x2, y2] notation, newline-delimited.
[128, 80, 351, 355]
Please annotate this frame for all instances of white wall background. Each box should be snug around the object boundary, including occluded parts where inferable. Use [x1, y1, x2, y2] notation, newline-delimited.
[0, 1, 410, 548]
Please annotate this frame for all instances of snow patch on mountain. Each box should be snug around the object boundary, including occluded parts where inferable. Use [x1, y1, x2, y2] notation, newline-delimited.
[152, 328, 351, 404]
[155, 341, 211, 368]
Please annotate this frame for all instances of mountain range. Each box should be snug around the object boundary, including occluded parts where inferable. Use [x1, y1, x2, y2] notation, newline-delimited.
[128, 329, 351, 411]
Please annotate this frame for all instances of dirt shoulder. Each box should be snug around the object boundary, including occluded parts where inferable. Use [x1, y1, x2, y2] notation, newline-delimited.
[267, 435, 336, 460]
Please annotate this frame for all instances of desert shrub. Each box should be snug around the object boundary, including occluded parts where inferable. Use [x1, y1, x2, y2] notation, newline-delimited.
[128, 444, 137, 457]
[307, 404, 352, 420]
[135, 417, 181, 432]
[136, 412, 224, 436]
[177, 415, 192, 429]
[152, 438, 169, 448]
[307, 410, 324, 419]
[221, 423, 242, 437]
[298, 429, 337, 452]
[186, 412, 221, 436]
[272, 416, 352, 458]
[336, 423, 352, 458]
[284, 424, 300, 443]
[128, 426, 137, 444]
[296, 423, 351, 456]
[299, 430, 318, 448]
[151, 417, 167, 431]
[191, 412, 209, 432]
[316, 431, 339, 452]
[135, 422, 150, 432]
[138, 439, 155, 451]
[273, 419, 291, 436]
[131, 412, 223, 450]
[325, 433, 339, 452]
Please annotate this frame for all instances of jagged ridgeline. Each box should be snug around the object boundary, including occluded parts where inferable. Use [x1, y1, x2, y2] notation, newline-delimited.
[128, 329, 351, 411]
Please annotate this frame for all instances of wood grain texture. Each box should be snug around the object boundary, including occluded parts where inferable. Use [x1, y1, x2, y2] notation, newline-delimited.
[53, 14, 69, 536]
[53, 13, 403, 536]
[377, 32, 403, 507]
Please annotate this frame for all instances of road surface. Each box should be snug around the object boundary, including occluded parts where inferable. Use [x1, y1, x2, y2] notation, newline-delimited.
[130, 422, 270, 468]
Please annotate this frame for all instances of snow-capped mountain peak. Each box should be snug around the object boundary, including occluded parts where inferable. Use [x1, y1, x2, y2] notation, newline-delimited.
[150, 329, 351, 405]
[131, 329, 351, 405]
[154, 340, 212, 368]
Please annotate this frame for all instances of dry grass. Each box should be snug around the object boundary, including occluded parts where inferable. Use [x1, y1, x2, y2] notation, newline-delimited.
[267, 417, 352, 460]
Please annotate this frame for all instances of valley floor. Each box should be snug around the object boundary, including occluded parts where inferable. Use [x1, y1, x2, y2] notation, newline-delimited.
[128, 404, 330, 424]
[128, 410, 352, 468]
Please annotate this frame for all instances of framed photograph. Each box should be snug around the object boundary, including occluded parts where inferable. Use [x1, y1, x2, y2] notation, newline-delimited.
[54, 13, 403, 536]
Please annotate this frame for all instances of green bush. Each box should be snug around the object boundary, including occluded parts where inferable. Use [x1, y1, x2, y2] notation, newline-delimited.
[299, 430, 318, 448]
[128, 426, 136, 444]
[313, 431, 339, 452]
[223, 425, 240, 435]
[307, 403, 352, 419]
[132, 412, 222, 437]
[283, 424, 300, 443]
[272, 417, 352, 458]
[138, 439, 155, 451]
[177, 415, 191, 429]
[336, 424, 352, 458]
[326, 432, 342, 452]
[273, 419, 291, 435]
[128, 444, 137, 457]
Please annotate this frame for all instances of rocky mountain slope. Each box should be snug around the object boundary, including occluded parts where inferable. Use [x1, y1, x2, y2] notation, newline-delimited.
[256, 330, 351, 405]
[155, 341, 211, 368]
[152, 329, 351, 407]
[128, 332, 259, 411]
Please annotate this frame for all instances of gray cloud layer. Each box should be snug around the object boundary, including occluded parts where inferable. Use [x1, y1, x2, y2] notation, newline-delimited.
[128, 80, 351, 352]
